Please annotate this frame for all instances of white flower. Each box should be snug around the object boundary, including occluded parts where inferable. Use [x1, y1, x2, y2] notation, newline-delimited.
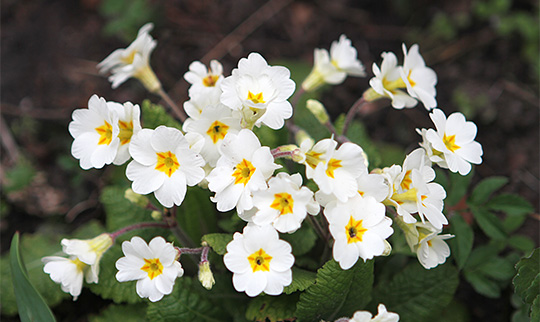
[220, 52, 296, 129]
[326, 195, 393, 269]
[61, 233, 113, 283]
[183, 103, 241, 167]
[184, 60, 224, 98]
[251, 173, 319, 233]
[368, 51, 417, 109]
[400, 44, 438, 110]
[206, 129, 280, 213]
[300, 137, 336, 179]
[183, 89, 222, 120]
[115, 236, 184, 302]
[422, 109, 483, 175]
[42, 256, 93, 300]
[126, 126, 206, 207]
[97, 23, 161, 92]
[223, 224, 294, 297]
[69, 95, 141, 169]
[349, 303, 400, 322]
[312, 141, 367, 203]
[302, 34, 365, 91]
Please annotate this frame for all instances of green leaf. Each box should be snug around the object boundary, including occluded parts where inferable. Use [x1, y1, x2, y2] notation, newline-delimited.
[141, 99, 182, 130]
[89, 304, 147, 322]
[468, 176, 508, 205]
[445, 171, 474, 207]
[373, 263, 459, 321]
[1, 233, 70, 316]
[202, 233, 233, 255]
[280, 224, 317, 257]
[449, 214, 474, 269]
[503, 214, 528, 234]
[464, 270, 501, 298]
[177, 187, 218, 245]
[88, 245, 145, 304]
[508, 235, 535, 253]
[487, 193, 534, 216]
[295, 259, 374, 321]
[513, 248, 540, 306]
[532, 296, 540, 322]
[146, 277, 229, 321]
[101, 186, 154, 231]
[477, 257, 516, 281]
[246, 293, 299, 322]
[10, 232, 56, 322]
[283, 267, 316, 294]
[3, 158, 36, 193]
[471, 206, 507, 240]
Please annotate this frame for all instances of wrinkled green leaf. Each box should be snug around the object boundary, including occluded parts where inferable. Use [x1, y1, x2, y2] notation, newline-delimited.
[514, 248, 540, 306]
[283, 267, 316, 294]
[246, 294, 299, 322]
[281, 224, 317, 257]
[202, 233, 233, 255]
[295, 259, 374, 321]
[471, 206, 507, 240]
[147, 277, 229, 321]
[101, 186, 154, 232]
[89, 303, 147, 322]
[487, 193, 534, 216]
[445, 171, 474, 206]
[449, 214, 474, 269]
[10, 232, 56, 322]
[373, 263, 459, 321]
[468, 176, 508, 205]
[141, 99, 182, 130]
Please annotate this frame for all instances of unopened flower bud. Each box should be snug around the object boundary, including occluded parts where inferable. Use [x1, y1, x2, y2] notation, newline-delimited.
[295, 129, 314, 148]
[306, 99, 329, 124]
[198, 261, 215, 290]
[125, 189, 149, 208]
[151, 210, 162, 221]
[381, 240, 392, 256]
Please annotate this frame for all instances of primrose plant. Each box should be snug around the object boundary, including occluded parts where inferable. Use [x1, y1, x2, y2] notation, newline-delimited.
[41, 23, 486, 321]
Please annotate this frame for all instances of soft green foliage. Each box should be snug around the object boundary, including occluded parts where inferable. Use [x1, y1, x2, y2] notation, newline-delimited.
[471, 206, 507, 240]
[141, 100, 182, 130]
[3, 158, 36, 193]
[177, 187, 218, 244]
[373, 263, 459, 322]
[513, 248, 540, 320]
[246, 294, 299, 322]
[295, 259, 374, 321]
[10, 232, 56, 322]
[444, 170, 473, 206]
[468, 176, 508, 205]
[1, 233, 69, 316]
[449, 214, 474, 269]
[146, 277, 229, 321]
[280, 224, 317, 257]
[487, 193, 535, 217]
[99, 0, 159, 41]
[283, 267, 316, 294]
[89, 304, 147, 322]
[202, 233, 233, 256]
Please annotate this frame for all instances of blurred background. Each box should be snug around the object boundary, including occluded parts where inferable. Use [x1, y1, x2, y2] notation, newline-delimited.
[1, 0, 538, 320]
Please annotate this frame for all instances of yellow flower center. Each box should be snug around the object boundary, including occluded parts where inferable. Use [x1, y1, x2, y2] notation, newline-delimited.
[141, 258, 164, 280]
[118, 120, 134, 145]
[400, 170, 412, 191]
[391, 188, 419, 205]
[325, 158, 342, 179]
[95, 121, 113, 145]
[71, 258, 87, 272]
[232, 159, 255, 186]
[247, 91, 265, 104]
[443, 134, 460, 152]
[305, 151, 323, 169]
[247, 248, 272, 272]
[270, 193, 294, 215]
[155, 151, 180, 177]
[203, 75, 219, 87]
[121, 51, 137, 65]
[345, 216, 368, 244]
[206, 121, 229, 144]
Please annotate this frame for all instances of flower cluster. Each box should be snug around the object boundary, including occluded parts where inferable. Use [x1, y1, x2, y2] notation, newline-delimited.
[42, 24, 484, 314]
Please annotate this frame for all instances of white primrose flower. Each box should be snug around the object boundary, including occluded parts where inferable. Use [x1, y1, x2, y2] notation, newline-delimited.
[184, 60, 224, 98]
[97, 23, 161, 92]
[126, 126, 206, 208]
[300, 137, 336, 179]
[223, 224, 294, 297]
[302, 34, 366, 91]
[61, 233, 113, 283]
[400, 44, 438, 110]
[206, 129, 280, 213]
[183, 89, 222, 120]
[311, 140, 367, 203]
[116, 236, 184, 302]
[183, 103, 242, 167]
[368, 51, 417, 109]
[349, 303, 400, 322]
[42, 256, 95, 300]
[422, 108, 483, 175]
[251, 173, 319, 233]
[220, 52, 296, 130]
[326, 195, 393, 270]
[69, 95, 141, 169]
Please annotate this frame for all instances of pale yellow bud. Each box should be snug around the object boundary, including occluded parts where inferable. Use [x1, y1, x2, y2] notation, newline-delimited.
[151, 210, 162, 221]
[124, 189, 149, 208]
[306, 99, 329, 124]
[198, 261, 215, 290]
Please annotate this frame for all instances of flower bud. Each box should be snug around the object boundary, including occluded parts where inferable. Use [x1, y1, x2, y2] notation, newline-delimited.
[381, 240, 392, 256]
[198, 261, 215, 290]
[124, 189, 149, 208]
[151, 210, 162, 221]
[306, 99, 329, 124]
